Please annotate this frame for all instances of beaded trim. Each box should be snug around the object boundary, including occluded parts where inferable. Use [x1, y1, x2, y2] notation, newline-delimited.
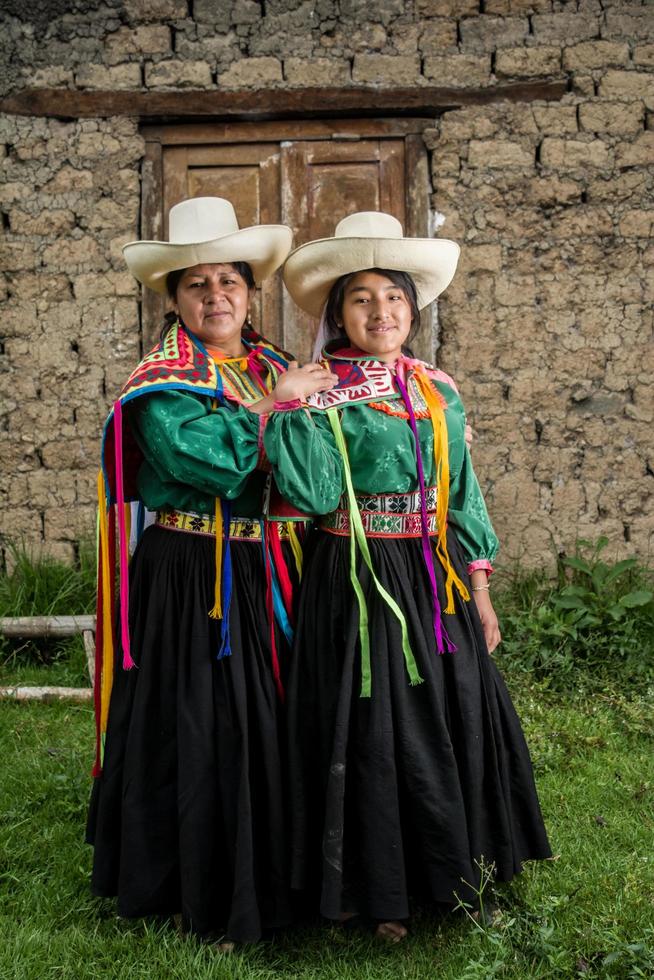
[321, 487, 439, 538]
[156, 509, 290, 540]
[321, 510, 438, 537]
[339, 486, 437, 514]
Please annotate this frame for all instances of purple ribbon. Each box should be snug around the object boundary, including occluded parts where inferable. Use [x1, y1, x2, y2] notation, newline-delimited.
[395, 363, 455, 655]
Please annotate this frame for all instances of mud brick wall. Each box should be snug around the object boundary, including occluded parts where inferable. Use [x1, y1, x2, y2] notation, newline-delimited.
[0, 0, 652, 566]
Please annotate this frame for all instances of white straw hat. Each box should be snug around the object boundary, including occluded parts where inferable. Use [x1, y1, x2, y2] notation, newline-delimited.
[283, 211, 460, 319]
[123, 197, 293, 294]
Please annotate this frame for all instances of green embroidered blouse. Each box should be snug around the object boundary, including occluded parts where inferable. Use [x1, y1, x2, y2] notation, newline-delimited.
[264, 356, 499, 569]
[130, 391, 264, 517]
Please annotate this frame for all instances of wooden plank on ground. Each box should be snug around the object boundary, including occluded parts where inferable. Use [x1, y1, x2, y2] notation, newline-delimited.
[0, 686, 93, 702]
[0, 616, 96, 636]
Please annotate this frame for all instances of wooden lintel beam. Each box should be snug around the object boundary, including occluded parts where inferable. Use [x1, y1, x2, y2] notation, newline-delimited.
[0, 82, 568, 120]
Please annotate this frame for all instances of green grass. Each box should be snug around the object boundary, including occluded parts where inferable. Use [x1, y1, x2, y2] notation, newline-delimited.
[1, 541, 653, 976]
[1, 678, 652, 979]
[0, 540, 95, 689]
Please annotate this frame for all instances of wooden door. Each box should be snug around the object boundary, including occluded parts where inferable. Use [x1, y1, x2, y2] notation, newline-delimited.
[141, 121, 432, 361]
[162, 142, 283, 347]
[280, 139, 405, 361]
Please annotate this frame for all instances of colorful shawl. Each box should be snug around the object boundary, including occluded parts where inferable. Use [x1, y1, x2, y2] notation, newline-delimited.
[93, 322, 293, 775]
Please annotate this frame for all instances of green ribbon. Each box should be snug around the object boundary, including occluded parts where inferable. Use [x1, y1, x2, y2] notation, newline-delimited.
[327, 408, 423, 697]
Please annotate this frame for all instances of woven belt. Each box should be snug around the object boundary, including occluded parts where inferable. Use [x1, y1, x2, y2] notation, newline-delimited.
[156, 509, 290, 540]
[320, 487, 438, 538]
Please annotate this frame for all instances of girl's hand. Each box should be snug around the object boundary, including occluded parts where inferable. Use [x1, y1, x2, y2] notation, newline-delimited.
[272, 361, 338, 404]
[472, 589, 501, 654]
[465, 423, 473, 449]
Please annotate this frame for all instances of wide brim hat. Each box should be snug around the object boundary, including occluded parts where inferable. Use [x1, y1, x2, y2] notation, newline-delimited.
[283, 211, 460, 319]
[123, 196, 293, 294]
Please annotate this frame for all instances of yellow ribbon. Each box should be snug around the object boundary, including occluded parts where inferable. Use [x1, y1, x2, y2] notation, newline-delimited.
[414, 369, 470, 612]
[97, 469, 114, 739]
[208, 496, 223, 619]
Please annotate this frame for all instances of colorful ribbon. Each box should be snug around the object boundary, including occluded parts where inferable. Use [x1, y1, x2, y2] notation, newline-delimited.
[327, 407, 422, 697]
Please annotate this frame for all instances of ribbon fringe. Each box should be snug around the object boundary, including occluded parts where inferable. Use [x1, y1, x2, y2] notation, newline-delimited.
[413, 369, 470, 612]
[327, 407, 422, 697]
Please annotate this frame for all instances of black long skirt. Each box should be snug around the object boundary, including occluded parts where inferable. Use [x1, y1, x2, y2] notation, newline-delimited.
[86, 524, 292, 942]
[287, 528, 552, 922]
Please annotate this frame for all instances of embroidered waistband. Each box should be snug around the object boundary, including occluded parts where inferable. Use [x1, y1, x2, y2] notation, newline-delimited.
[156, 509, 290, 540]
[320, 487, 438, 538]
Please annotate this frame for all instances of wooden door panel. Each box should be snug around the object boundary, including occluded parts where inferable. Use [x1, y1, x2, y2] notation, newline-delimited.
[162, 143, 284, 346]
[281, 138, 406, 362]
[143, 125, 431, 361]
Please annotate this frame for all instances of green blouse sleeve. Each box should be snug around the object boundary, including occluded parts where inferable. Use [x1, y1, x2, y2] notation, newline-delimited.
[264, 408, 344, 515]
[131, 390, 262, 501]
[447, 441, 499, 569]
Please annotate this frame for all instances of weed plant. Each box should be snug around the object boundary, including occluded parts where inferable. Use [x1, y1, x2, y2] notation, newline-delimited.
[0, 539, 653, 976]
[495, 538, 654, 689]
[0, 539, 95, 686]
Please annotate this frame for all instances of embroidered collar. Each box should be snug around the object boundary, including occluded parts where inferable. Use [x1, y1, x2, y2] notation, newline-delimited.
[118, 322, 288, 406]
[101, 322, 290, 503]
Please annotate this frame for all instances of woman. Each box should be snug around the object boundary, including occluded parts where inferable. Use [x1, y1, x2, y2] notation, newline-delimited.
[264, 212, 551, 941]
[86, 197, 336, 945]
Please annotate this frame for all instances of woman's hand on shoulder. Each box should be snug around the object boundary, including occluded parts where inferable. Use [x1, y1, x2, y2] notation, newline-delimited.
[272, 361, 338, 405]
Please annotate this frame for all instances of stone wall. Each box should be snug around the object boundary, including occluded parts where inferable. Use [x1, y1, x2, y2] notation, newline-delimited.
[0, 115, 144, 561]
[0, 0, 652, 567]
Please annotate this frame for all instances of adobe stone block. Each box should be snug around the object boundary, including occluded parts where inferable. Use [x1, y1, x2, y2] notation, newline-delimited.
[618, 210, 654, 237]
[484, 0, 554, 11]
[352, 54, 421, 85]
[232, 0, 262, 24]
[430, 141, 462, 176]
[192, 0, 233, 23]
[145, 60, 213, 88]
[532, 12, 600, 42]
[416, 0, 477, 14]
[599, 70, 654, 110]
[124, 0, 188, 19]
[586, 170, 649, 204]
[42, 235, 107, 272]
[548, 207, 613, 239]
[284, 58, 351, 86]
[27, 67, 75, 88]
[218, 56, 283, 88]
[634, 44, 654, 68]
[175, 33, 239, 63]
[105, 25, 172, 61]
[73, 272, 138, 301]
[496, 46, 561, 78]
[540, 137, 611, 169]
[579, 101, 644, 135]
[467, 139, 534, 169]
[75, 63, 142, 90]
[418, 20, 458, 54]
[571, 75, 596, 97]
[459, 16, 528, 54]
[340, 0, 404, 24]
[562, 40, 629, 71]
[423, 54, 491, 87]
[603, 7, 654, 41]
[9, 209, 76, 236]
[615, 131, 654, 167]
[0, 242, 39, 272]
[532, 105, 578, 134]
